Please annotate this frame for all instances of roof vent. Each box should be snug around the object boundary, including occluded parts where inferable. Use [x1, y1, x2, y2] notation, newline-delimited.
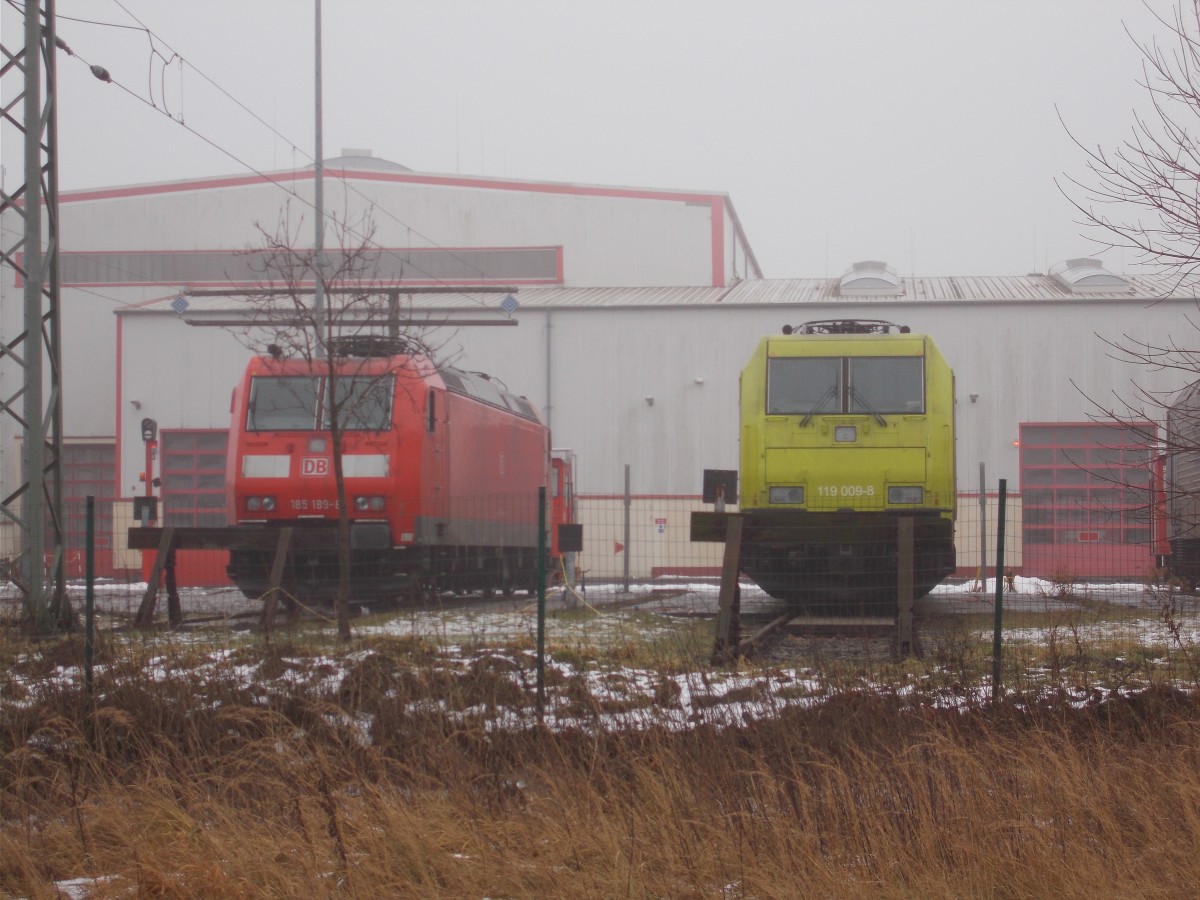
[839, 260, 903, 296]
[1048, 258, 1129, 294]
[323, 151, 411, 172]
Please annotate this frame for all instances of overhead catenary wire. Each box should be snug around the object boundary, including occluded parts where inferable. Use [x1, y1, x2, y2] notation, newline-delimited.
[102, 0, 505, 287]
[66, 50, 500, 308]
[19, 1, 512, 312]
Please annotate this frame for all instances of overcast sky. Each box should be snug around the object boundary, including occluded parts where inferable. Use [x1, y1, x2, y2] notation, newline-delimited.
[1, 0, 1180, 277]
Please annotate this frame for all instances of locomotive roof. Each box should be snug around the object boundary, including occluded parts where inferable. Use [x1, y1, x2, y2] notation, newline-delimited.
[244, 352, 539, 423]
[438, 367, 540, 422]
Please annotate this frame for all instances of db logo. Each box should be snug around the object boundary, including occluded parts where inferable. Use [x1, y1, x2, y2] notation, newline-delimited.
[300, 457, 329, 477]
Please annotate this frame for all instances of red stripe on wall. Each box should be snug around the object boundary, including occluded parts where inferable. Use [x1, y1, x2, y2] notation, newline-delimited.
[710, 197, 725, 287]
[59, 169, 725, 207]
[114, 317, 124, 497]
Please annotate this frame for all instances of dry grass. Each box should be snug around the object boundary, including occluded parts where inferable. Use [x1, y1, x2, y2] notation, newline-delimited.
[4, 627, 1200, 898]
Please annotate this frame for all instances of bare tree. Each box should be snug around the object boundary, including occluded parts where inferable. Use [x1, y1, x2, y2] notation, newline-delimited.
[232, 206, 449, 638]
[1061, 2, 1200, 283]
[1057, 2, 1200, 582]
[1073, 331, 1200, 586]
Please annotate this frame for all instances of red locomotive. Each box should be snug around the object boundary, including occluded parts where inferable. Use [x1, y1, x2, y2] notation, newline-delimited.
[225, 336, 569, 603]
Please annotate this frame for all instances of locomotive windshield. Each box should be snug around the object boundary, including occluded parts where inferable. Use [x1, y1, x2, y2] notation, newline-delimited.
[247, 375, 393, 431]
[247, 376, 320, 430]
[767, 356, 924, 415]
[322, 376, 393, 431]
[767, 358, 840, 415]
[848, 357, 924, 414]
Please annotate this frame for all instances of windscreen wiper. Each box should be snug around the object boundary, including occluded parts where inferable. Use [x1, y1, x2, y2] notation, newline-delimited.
[799, 384, 839, 427]
[850, 386, 887, 427]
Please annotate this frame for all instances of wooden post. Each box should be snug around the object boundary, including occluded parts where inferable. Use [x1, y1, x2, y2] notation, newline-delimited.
[895, 517, 918, 659]
[134, 527, 175, 627]
[711, 515, 744, 665]
[260, 528, 294, 629]
[991, 481, 1008, 703]
[164, 548, 182, 628]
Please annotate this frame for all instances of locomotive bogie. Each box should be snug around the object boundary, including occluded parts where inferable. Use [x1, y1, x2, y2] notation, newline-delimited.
[225, 542, 542, 604]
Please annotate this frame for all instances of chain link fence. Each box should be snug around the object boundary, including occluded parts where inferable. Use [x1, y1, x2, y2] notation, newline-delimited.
[3, 490, 1198, 694]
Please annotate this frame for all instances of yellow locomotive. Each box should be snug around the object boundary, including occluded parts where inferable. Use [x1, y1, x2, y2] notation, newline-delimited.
[736, 319, 956, 610]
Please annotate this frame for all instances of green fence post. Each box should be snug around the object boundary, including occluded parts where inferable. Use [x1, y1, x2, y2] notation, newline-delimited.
[85, 495, 95, 697]
[537, 486, 547, 723]
[991, 479, 1007, 703]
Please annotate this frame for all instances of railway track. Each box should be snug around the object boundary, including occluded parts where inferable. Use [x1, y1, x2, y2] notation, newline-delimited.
[122, 582, 935, 663]
[725, 598, 923, 666]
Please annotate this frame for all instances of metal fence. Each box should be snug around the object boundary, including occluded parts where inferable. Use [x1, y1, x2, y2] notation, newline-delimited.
[3, 488, 1198, 695]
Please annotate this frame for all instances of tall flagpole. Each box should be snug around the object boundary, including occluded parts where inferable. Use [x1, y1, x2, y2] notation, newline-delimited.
[313, 0, 325, 357]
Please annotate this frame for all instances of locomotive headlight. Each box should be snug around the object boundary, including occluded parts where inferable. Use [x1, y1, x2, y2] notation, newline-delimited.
[834, 425, 857, 442]
[246, 497, 261, 511]
[261, 496, 277, 512]
[355, 495, 386, 512]
[769, 486, 805, 504]
[888, 486, 924, 505]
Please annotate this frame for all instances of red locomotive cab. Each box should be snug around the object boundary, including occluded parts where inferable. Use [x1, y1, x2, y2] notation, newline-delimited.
[227, 353, 411, 527]
[550, 449, 577, 559]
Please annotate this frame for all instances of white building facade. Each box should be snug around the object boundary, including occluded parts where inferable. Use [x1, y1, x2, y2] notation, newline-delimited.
[2, 155, 1194, 581]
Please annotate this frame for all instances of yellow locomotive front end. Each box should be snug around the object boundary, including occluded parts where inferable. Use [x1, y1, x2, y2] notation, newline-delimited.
[738, 320, 956, 611]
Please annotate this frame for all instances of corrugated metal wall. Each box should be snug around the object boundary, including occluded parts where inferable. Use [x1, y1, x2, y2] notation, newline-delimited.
[115, 295, 1190, 498]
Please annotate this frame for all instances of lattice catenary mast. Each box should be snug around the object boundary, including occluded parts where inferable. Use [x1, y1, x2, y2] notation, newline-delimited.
[1, 0, 69, 630]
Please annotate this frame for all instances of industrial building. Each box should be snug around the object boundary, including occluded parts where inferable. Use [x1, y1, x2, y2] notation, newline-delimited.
[2, 152, 1194, 583]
